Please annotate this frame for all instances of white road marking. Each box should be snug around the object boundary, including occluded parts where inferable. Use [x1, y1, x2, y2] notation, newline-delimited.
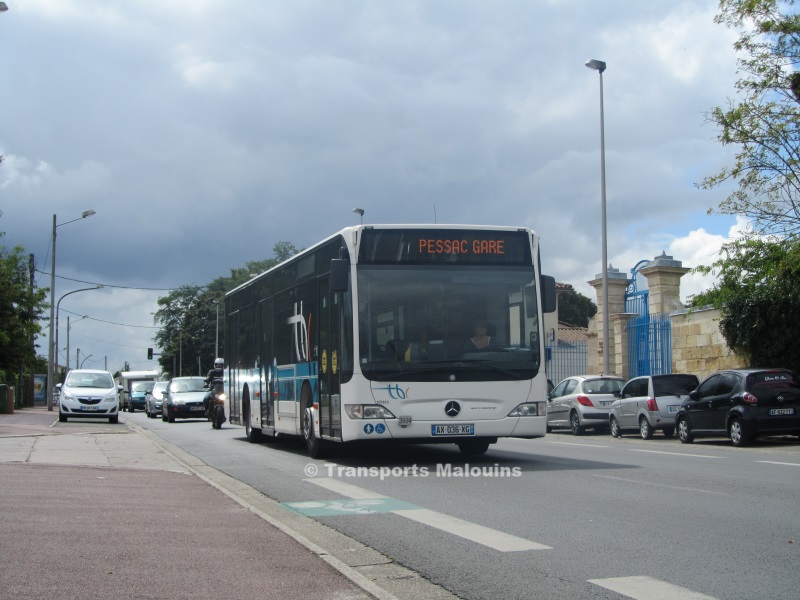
[304, 477, 550, 552]
[590, 474, 727, 495]
[543, 441, 609, 448]
[588, 576, 718, 600]
[631, 449, 724, 459]
[757, 460, 800, 467]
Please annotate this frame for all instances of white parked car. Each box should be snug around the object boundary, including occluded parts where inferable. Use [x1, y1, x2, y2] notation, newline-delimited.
[547, 375, 625, 435]
[57, 369, 121, 424]
[609, 373, 699, 439]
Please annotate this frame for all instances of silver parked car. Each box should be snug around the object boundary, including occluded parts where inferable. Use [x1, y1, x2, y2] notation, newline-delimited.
[609, 373, 699, 439]
[145, 381, 168, 419]
[547, 375, 625, 435]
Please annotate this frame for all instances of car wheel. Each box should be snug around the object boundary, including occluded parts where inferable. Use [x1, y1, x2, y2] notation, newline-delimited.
[663, 427, 675, 438]
[677, 416, 694, 444]
[58, 412, 67, 423]
[729, 417, 751, 447]
[161, 408, 167, 422]
[639, 417, 654, 440]
[109, 415, 118, 424]
[570, 411, 584, 436]
[610, 417, 621, 438]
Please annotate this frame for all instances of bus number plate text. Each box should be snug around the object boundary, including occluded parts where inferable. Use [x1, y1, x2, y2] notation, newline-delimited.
[431, 424, 474, 436]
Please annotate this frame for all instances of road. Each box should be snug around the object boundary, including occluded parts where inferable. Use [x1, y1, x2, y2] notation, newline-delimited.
[127, 411, 800, 600]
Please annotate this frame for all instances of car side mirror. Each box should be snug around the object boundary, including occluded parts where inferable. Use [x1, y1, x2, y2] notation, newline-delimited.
[688, 390, 698, 400]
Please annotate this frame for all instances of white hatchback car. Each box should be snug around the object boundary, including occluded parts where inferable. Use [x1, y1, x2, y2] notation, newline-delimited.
[57, 369, 121, 424]
[547, 375, 625, 435]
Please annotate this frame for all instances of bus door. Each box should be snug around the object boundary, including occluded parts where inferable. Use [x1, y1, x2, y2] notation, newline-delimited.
[258, 298, 275, 428]
[228, 309, 241, 423]
[318, 277, 342, 439]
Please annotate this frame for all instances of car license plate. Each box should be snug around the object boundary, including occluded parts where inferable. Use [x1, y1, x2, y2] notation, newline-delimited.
[600, 401, 612, 407]
[668, 405, 679, 413]
[431, 424, 474, 436]
[191, 406, 204, 411]
[768, 408, 795, 416]
[81, 406, 98, 411]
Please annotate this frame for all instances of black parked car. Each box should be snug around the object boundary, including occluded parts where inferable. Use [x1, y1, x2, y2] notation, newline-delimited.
[675, 368, 800, 446]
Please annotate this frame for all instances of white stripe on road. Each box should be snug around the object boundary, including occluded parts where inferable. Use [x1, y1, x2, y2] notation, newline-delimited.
[543, 441, 609, 448]
[757, 460, 800, 467]
[590, 474, 727, 495]
[588, 576, 718, 600]
[631, 449, 724, 459]
[304, 477, 551, 552]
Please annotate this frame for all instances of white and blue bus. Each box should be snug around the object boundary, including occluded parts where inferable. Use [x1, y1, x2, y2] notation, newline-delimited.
[225, 225, 556, 457]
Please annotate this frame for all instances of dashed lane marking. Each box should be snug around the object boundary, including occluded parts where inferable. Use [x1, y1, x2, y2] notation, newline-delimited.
[300, 477, 551, 552]
[588, 576, 718, 600]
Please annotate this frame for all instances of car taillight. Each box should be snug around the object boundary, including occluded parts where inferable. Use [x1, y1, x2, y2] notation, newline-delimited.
[742, 392, 758, 404]
[577, 395, 594, 407]
[646, 399, 658, 411]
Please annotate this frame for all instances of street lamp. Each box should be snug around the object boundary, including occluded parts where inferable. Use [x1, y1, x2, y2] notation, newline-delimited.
[213, 300, 220, 358]
[80, 354, 93, 368]
[65, 315, 88, 371]
[585, 58, 609, 375]
[55, 285, 102, 379]
[47, 210, 97, 410]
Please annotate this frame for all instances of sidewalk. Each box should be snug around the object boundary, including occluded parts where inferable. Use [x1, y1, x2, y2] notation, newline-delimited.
[0, 407, 424, 600]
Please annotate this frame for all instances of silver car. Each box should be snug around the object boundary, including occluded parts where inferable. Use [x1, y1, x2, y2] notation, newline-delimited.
[547, 375, 625, 435]
[145, 381, 168, 419]
[609, 374, 699, 439]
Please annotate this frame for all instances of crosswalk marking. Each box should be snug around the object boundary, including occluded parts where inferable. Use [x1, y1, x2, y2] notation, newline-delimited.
[588, 576, 717, 600]
[303, 477, 551, 552]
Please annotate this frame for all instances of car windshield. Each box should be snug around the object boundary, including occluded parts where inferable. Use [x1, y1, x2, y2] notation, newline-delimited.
[170, 378, 206, 393]
[65, 372, 114, 389]
[583, 379, 624, 394]
[131, 381, 150, 393]
[653, 375, 699, 397]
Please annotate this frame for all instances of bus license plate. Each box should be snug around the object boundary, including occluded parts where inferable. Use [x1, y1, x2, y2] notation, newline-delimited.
[431, 424, 474, 436]
[768, 408, 795, 416]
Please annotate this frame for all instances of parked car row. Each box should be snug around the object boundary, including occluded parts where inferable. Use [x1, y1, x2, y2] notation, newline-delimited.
[547, 368, 800, 446]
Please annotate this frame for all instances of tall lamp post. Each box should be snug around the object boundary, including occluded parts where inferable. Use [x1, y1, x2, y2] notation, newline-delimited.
[213, 300, 220, 358]
[55, 285, 102, 380]
[47, 210, 97, 410]
[585, 58, 610, 376]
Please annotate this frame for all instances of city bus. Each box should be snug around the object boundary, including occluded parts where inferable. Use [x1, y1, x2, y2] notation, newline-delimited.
[224, 224, 556, 457]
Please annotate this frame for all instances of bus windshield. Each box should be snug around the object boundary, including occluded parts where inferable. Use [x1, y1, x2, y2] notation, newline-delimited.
[357, 265, 541, 382]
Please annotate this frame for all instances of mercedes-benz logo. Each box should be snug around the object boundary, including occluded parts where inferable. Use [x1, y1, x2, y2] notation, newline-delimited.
[444, 401, 461, 417]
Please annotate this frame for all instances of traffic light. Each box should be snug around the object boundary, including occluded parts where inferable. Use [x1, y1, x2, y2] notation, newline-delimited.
[147, 348, 153, 360]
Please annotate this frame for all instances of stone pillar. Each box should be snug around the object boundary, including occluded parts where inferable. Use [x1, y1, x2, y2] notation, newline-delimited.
[639, 252, 690, 315]
[611, 313, 640, 380]
[587, 266, 630, 376]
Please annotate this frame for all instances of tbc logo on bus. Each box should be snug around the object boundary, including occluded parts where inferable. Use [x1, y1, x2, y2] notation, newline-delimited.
[374, 384, 409, 400]
[287, 302, 309, 362]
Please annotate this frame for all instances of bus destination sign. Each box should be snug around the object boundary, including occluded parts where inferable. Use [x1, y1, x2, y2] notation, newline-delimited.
[358, 228, 532, 265]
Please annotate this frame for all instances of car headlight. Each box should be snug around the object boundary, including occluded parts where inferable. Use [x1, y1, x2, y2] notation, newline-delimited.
[345, 404, 397, 419]
[62, 393, 76, 402]
[104, 393, 118, 403]
[507, 402, 546, 417]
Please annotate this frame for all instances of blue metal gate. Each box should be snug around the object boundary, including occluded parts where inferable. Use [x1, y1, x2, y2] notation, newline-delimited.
[625, 260, 672, 377]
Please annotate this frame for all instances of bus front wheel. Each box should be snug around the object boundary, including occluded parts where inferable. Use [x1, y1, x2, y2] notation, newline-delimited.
[303, 407, 326, 459]
[457, 439, 490, 456]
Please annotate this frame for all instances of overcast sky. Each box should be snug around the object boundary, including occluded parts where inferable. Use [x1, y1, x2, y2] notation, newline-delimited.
[1, 0, 746, 375]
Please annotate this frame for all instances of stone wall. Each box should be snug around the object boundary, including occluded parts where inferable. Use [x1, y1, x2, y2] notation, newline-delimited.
[670, 306, 744, 380]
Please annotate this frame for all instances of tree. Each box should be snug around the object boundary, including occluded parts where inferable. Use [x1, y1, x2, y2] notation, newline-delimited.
[700, 0, 800, 236]
[152, 242, 298, 377]
[557, 289, 597, 328]
[0, 227, 49, 388]
[691, 236, 800, 373]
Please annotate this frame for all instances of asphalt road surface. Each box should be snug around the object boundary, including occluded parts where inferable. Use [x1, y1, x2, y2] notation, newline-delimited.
[129, 411, 800, 600]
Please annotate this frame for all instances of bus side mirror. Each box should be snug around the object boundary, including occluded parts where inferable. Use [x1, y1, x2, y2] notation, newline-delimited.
[541, 275, 556, 314]
[330, 259, 349, 292]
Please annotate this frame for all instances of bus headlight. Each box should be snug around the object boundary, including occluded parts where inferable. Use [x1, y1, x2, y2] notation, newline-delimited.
[507, 402, 545, 417]
[345, 404, 397, 420]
